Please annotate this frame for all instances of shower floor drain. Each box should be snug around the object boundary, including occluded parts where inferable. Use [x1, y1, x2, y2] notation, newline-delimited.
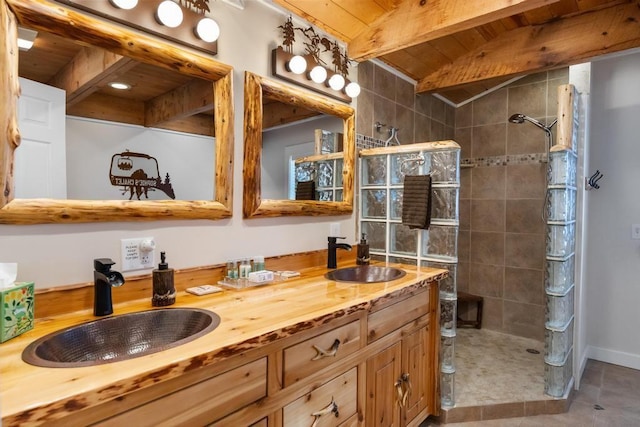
[526, 348, 540, 354]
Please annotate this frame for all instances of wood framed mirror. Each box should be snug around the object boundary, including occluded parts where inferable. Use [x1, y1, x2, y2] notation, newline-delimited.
[242, 71, 355, 218]
[0, 0, 233, 224]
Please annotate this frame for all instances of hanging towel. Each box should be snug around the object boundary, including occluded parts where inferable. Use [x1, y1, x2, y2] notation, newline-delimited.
[295, 180, 316, 200]
[401, 175, 432, 229]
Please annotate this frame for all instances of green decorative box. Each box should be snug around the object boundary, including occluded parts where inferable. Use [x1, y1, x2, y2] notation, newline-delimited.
[1, 282, 35, 343]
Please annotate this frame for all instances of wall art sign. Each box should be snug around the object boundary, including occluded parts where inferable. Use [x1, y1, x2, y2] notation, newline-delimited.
[110, 150, 175, 200]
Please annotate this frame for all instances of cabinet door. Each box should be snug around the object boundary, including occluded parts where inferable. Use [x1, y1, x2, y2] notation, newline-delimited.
[401, 324, 430, 425]
[366, 342, 402, 427]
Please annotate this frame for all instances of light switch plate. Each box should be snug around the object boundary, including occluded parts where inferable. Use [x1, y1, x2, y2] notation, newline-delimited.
[329, 222, 341, 237]
[632, 224, 640, 240]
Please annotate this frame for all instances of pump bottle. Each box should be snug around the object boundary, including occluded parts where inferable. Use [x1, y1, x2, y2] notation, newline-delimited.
[152, 251, 176, 306]
[357, 233, 370, 265]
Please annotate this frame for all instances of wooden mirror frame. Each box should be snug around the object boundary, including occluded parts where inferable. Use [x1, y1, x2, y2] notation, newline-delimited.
[0, 0, 233, 224]
[242, 72, 355, 218]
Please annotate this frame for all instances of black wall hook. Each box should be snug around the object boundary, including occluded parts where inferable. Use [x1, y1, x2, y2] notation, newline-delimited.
[586, 170, 603, 190]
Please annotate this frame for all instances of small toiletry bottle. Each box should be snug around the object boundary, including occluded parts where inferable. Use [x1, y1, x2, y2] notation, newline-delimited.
[152, 252, 176, 306]
[357, 233, 370, 265]
[226, 260, 238, 279]
[253, 255, 265, 272]
[239, 258, 252, 281]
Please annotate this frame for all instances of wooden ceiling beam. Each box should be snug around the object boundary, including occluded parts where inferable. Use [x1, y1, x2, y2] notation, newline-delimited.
[348, 0, 561, 60]
[47, 45, 136, 107]
[144, 79, 214, 127]
[417, 1, 640, 93]
[262, 100, 321, 130]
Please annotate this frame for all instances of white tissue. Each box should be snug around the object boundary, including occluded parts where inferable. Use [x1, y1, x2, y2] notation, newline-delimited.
[0, 263, 18, 289]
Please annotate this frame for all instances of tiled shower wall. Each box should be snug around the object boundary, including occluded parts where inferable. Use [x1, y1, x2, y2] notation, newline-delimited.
[455, 69, 569, 341]
[356, 61, 454, 145]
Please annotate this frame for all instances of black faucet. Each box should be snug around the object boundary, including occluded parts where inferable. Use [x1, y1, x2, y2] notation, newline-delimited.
[93, 258, 125, 316]
[327, 236, 352, 269]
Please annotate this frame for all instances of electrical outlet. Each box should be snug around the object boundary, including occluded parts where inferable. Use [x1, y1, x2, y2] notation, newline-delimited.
[121, 237, 155, 271]
[329, 222, 341, 237]
[632, 224, 640, 240]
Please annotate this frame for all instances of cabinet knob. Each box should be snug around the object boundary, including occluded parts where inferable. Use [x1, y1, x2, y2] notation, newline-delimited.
[311, 338, 341, 361]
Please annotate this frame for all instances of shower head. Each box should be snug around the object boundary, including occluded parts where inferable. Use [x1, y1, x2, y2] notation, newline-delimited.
[508, 113, 549, 131]
[508, 113, 526, 124]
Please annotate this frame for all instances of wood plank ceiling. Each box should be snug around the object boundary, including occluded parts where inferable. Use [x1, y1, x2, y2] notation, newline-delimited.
[18, 30, 215, 136]
[273, 0, 640, 104]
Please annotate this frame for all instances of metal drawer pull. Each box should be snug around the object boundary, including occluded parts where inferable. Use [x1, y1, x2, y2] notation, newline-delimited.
[310, 398, 339, 427]
[311, 338, 341, 361]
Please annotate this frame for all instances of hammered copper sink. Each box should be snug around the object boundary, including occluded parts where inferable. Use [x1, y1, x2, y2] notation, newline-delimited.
[325, 266, 406, 283]
[22, 308, 220, 368]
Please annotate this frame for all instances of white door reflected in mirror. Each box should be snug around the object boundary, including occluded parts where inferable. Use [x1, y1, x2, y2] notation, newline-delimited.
[16, 78, 66, 199]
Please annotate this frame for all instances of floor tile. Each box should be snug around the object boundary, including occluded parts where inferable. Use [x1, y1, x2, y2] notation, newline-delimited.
[429, 328, 640, 426]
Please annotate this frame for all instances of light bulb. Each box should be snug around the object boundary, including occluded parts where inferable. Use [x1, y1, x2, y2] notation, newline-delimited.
[196, 17, 220, 42]
[109, 0, 138, 9]
[345, 82, 361, 98]
[328, 74, 345, 91]
[309, 65, 327, 83]
[108, 82, 131, 90]
[156, 0, 183, 28]
[288, 55, 307, 75]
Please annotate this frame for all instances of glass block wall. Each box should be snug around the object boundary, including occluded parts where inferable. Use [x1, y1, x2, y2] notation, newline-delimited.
[359, 140, 460, 408]
[544, 84, 579, 397]
[294, 155, 344, 201]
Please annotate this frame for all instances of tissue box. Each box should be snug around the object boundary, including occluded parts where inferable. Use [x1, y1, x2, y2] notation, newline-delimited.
[1, 282, 35, 343]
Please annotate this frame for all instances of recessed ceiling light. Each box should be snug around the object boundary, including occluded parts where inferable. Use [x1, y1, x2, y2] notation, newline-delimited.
[109, 82, 131, 90]
[17, 27, 37, 51]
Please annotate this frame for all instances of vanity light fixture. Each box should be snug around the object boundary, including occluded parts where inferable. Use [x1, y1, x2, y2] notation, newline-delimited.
[156, 0, 183, 28]
[273, 18, 359, 103]
[55, 0, 218, 54]
[109, 0, 138, 9]
[17, 27, 37, 51]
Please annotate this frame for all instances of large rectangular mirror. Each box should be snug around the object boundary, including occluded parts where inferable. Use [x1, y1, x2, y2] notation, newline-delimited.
[0, 0, 233, 223]
[243, 72, 354, 218]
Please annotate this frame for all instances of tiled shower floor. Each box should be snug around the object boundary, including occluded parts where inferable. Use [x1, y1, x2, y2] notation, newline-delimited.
[455, 328, 551, 406]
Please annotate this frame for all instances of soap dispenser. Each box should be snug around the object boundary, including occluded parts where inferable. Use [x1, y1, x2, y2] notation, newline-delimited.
[152, 251, 176, 306]
[357, 233, 370, 265]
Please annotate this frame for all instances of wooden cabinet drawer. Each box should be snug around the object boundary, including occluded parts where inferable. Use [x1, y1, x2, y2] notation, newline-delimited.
[283, 367, 358, 427]
[283, 320, 361, 387]
[94, 358, 267, 427]
[367, 289, 430, 343]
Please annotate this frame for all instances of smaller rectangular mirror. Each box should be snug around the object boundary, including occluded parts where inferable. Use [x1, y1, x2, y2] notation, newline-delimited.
[243, 72, 355, 218]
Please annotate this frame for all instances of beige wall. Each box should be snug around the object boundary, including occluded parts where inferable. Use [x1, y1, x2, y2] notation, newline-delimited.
[456, 69, 569, 341]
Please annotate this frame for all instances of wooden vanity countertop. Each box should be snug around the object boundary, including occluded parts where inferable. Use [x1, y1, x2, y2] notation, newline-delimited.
[0, 263, 447, 425]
